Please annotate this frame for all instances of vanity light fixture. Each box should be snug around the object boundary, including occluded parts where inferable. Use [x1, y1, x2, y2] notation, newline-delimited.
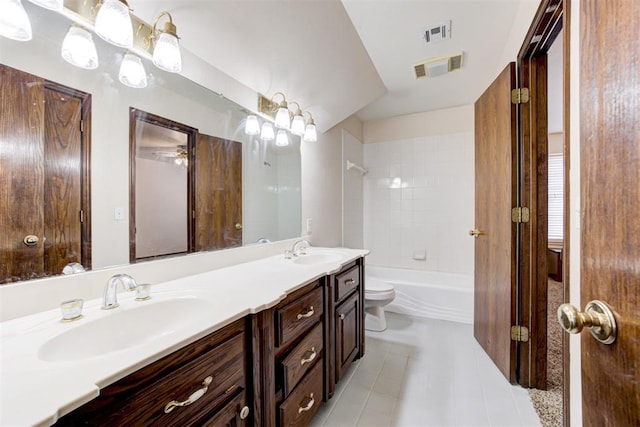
[95, 0, 133, 48]
[275, 130, 289, 147]
[150, 11, 182, 73]
[61, 25, 99, 69]
[303, 111, 317, 142]
[119, 52, 147, 88]
[245, 114, 261, 135]
[289, 102, 305, 136]
[0, 0, 32, 41]
[260, 122, 275, 141]
[272, 92, 291, 130]
[27, 0, 61, 11]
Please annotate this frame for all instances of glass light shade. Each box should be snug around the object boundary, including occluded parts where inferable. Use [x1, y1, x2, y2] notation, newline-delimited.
[0, 0, 32, 41]
[153, 32, 182, 73]
[27, 0, 62, 10]
[95, 0, 133, 48]
[61, 26, 99, 70]
[275, 130, 289, 147]
[119, 53, 147, 88]
[290, 114, 305, 136]
[303, 123, 318, 142]
[245, 115, 260, 135]
[274, 106, 290, 129]
[260, 122, 274, 141]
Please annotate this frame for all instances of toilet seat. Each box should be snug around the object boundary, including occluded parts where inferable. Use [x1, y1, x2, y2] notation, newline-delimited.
[365, 277, 395, 300]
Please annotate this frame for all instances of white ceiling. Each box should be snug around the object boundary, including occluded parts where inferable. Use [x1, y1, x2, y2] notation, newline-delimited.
[133, 0, 540, 131]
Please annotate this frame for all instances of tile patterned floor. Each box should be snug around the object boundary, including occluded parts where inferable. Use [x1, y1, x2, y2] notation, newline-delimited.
[310, 313, 542, 427]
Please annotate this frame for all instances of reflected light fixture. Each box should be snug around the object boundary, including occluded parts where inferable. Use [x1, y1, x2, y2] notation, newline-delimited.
[119, 53, 147, 88]
[260, 122, 275, 141]
[245, 114, 260, 135]
[0, 0, 32, 41]
[95, 0, 133, 48]
[61, 26, 99, 69]
[289, 102, 305, 136]
[27, 0, 62, 11]
[151, 11, 182, 73]
[303, 111, 317, 142]
[275, 130, 289, 147]
[272, 92, 291, 129]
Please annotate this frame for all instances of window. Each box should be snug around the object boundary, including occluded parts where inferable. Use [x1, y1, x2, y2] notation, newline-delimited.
[548, 154, 564, 241]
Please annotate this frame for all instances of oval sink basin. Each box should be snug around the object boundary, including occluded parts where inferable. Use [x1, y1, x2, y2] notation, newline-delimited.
[292, 251, 345, 265]
[38, 297, 212, 362]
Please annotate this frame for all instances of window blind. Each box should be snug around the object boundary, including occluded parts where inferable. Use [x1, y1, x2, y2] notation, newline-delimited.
[548, 154, 564, 240]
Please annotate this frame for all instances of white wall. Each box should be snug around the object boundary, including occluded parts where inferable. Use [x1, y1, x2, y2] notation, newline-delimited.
[302, 115, 363, 247]
[342, 130, 365, 249]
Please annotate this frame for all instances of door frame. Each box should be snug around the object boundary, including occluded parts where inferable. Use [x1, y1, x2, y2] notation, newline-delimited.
[516, 0, 570, 423]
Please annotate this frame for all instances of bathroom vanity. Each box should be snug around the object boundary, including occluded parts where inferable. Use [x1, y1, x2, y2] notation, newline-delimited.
[0, 248, 367, 427]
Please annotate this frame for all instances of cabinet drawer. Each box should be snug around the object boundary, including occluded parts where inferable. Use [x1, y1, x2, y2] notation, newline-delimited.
[129, 331, 246, 426]
[280, 322, 323, 397]
[279, 359, 323, 427]
[335, 265, 360, 302]
[276, 286, 323, 347]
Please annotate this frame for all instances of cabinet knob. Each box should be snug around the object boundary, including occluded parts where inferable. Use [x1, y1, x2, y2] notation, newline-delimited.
[23, 235, 39, 246]
[240, 405, 250, 420]
[340, 313, 345, 320]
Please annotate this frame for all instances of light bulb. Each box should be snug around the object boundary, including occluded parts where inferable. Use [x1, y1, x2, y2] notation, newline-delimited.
[275, 130, 289, 147]
[153, 32, 182, 73]
[260, 122, 274, 141]
[119, 53, 147, 88]
[290, 113, 305, 136]
[0, 0, 32, 41]
[245, 115, 260, 135]
[274, 105, 290, 129]
[303, 123, 317, 142]
[61, 26, 99, 70]
[95, 0, 133, 48]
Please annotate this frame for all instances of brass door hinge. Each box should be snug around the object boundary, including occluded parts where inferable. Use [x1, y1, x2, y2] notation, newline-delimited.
[511, 207, 530, 223]
[511, 325, 529, 342]
[511, 88, 530, 104]
[80, 119, 85, 133]
[79, 209, 85, 223]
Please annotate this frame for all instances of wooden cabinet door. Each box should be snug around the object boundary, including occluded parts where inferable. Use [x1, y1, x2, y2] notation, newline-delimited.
[579, 0, 640, 425]
[473, 62, 518, 383]
[195, 134, 242, 251]
[335, 291, 360, 382]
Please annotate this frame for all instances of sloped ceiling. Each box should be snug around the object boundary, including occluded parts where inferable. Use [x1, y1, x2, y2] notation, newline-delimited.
[133, 0, 540, 131]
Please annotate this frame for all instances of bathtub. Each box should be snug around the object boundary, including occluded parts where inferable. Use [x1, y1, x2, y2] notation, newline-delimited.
[366, 266, 473, 324]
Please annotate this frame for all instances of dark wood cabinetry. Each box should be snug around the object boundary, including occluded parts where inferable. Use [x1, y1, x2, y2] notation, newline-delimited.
[326, 259, 365, 398]
[55, 318, 252, 427]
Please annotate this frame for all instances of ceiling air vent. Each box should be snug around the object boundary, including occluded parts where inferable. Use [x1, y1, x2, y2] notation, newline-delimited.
[422, 20, 451, 45]
[413, 52, 464, 79]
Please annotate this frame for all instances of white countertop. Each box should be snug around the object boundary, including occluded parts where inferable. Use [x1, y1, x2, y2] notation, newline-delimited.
[0, 247, 368, 427]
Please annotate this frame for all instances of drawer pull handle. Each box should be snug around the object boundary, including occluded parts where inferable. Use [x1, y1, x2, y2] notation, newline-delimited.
[164, 376, 213, 414]
[300, 347, 317, 365]
[296, 306, 315, 320]
[297, 393, 315, 414]
[345, 278, 356, 286]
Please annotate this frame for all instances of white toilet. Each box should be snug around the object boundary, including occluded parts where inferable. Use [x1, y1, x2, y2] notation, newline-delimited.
[364, 277, 396, 332]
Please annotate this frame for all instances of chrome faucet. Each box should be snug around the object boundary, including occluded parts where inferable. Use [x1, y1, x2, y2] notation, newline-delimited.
[102, 274, 138, 310]
[291, 239, 311, 257]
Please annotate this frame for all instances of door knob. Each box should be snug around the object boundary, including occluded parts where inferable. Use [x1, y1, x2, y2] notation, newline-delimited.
[468, 229, 485, 238]
[23, 235, 39, 246]
[557, 300, 617, 344]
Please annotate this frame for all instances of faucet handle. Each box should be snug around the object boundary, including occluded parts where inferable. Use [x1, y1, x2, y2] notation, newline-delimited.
[135, 284, 152, 301]
[284, 250, 293, 259]
[60, 299, 83, 322]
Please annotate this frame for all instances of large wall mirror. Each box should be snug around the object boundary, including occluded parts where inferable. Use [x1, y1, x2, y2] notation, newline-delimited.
[0, 3, 301, 284]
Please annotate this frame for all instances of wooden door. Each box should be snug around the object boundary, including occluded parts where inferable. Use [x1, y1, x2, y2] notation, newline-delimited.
[195, 134, 243, 251]
[0, 65, 89, 283]
[579, 0, 640, 424]
[473, 63, 518, 383]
